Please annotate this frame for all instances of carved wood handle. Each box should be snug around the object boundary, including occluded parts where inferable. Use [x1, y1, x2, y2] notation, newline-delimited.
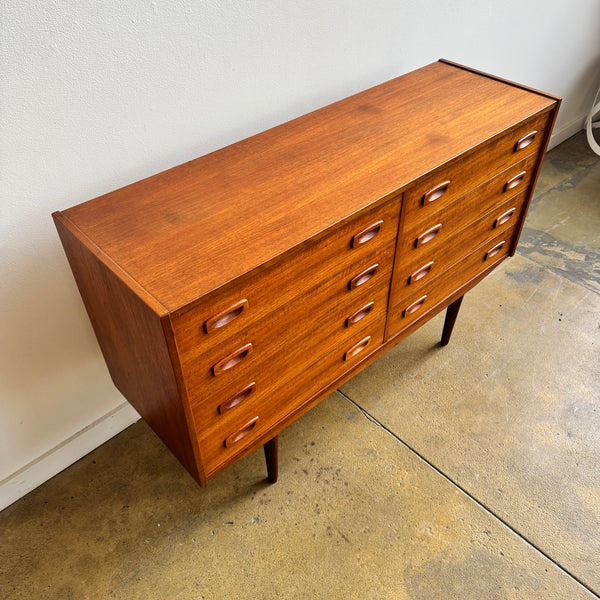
[403, 295, 427, 318]
[344, 336, 372, 361]
[345, 302, 375, 327]
[484, 240, 506, 261]
[348, 264, 379, 290]
[408, 261, 434, 284]
[514, 131, 537, 152]
[212, 343, 253, 376]
[422, 180, 451, 206]
[224, 416, 259, 448]
[504, 171, 526, 192]
[494, 208, 516, 228]
[351, 220, 384, 248]
[218, 382, 256, 414]
[204, 299, 248, 333]
[415, 223, 442, 248]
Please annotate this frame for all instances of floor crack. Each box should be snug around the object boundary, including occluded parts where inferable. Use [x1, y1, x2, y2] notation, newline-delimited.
[336, 388, 600, 600]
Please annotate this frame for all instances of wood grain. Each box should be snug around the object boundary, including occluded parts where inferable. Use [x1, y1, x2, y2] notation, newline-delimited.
[53, 213, 205, 484]
[387, 226, 516, 338]
[170, 194, 400, 355]
[197, 315, 386, 477]
[183, 243, 394, 411]
[53, 61, 560, 487]
[401, 111, 549, 227]
[390, 191, 529, 306]
[60, 61, 555, 311]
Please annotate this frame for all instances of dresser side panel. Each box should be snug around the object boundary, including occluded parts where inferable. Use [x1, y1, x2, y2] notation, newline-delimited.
[53, 213, 203, 484]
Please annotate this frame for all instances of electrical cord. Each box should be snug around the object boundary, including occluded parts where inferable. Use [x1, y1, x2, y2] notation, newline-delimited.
[585, 85, 600, 156]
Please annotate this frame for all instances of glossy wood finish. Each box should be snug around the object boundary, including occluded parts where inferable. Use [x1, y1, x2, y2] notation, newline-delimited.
[402, 111, 550, 228]
[196, 316, 387, 476]
[53, 61, 560, 487]
[53, 213, 204, 484]
[60, 62, 555, 311]
[390, 191, 529, 307]
[386, 227, 516, 338]
[204, 299, 248, 334]
[170, 196, 400, 356]
[180, 244, 394, 404]
[218, 382, 256, 414]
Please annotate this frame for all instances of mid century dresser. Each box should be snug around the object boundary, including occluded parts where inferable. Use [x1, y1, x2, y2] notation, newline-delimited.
[53, 60, 560, 487]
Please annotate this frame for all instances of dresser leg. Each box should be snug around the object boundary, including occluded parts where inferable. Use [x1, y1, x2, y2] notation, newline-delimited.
[263, 436, 279, 483]
[441, 296, 464, 346]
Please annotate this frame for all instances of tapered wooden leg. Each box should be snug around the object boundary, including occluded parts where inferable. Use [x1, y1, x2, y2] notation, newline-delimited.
[441, 296, 464, 346]
[263, 436, 279, 483]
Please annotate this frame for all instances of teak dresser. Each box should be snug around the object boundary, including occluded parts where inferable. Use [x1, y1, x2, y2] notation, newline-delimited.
[53, 60, 560, 487]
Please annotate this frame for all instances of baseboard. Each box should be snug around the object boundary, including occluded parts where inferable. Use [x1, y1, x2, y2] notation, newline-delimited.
[0, 402, 140, 512]
[549, 114, 585, 149]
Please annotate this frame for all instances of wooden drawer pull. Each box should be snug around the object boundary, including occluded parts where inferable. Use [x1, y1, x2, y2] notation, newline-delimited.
[408, 261, 434, 284]
[504, 171, 526, 192]
[344, 336, 372, 361]
[514, 131, 537, 152]
[224, 416, 259, 448]
[348, 264, 379, 290]
[212, 343, 253, 376]
[485, 240, 506, 261]
[218, 382, 256, 414]
[345, 302, 375, 327]
[494, 207, 516, 228]
[204, 299, 248, 333]
[422, 180, 450, 206]
[415, 223, 442, 248]
[351, 220, 384, 248]
[403, 295, 427, 318]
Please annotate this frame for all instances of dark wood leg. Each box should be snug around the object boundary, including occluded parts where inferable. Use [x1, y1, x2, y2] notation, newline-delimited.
[263, 436, 279, 483]
[441, 296, 464, 346]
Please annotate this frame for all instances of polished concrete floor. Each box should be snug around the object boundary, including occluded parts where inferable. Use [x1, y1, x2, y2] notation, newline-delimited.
[2, 132, 599, 599]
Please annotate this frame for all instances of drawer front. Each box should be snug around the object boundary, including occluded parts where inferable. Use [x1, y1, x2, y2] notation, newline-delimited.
[182, 242, 394, 406]
[398, 153, 537, 259]
[196, 315, 386, 476]
[390, 190, 527, 307]
[402, 110, 550, 228]
[171, 194, 401, 355]
[386, 227, 516, 339]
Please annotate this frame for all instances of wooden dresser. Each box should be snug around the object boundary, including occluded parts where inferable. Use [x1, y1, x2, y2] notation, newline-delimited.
[53, 60, 560, 487]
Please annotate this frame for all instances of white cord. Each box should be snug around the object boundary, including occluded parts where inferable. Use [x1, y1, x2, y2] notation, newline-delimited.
[585, 86, 600, 156]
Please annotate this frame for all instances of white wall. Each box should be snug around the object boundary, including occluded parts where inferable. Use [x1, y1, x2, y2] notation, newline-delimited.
[2, 0, 599, 509]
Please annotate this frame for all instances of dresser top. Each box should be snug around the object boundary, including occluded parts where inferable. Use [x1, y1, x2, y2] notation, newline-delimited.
[57, 60, 555, 312]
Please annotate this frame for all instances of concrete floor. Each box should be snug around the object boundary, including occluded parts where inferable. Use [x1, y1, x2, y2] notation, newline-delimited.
[1, 132, 599, 599]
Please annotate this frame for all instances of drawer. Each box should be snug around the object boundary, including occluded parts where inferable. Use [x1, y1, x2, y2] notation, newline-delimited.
[402, 109, 550, 228]
[171, 194, 401, 354]
[196, 315, 386, 476]
[397, 153, 537, 259]
[386, 227, 516, 339]
[390, 190, 527, 307]
[181, 242, 395, 406]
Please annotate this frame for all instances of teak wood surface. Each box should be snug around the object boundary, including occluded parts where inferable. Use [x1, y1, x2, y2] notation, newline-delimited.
[53, 60, 560, 486]
[56, 61, 556, 312]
